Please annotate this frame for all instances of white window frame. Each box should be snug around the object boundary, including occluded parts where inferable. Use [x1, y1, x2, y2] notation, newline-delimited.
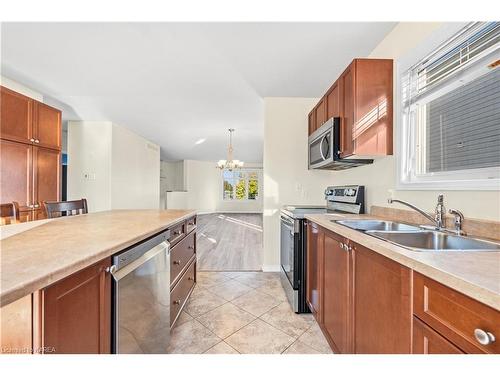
[221, 169, 261, 202]
[396, 22, 500, 191]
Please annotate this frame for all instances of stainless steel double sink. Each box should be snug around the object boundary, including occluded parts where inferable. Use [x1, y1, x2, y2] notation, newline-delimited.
[333, 219, 500, 252]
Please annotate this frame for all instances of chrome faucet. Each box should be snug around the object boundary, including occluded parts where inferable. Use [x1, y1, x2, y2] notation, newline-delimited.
[449, 208, 466, 235]
[387, 194, 446, 230]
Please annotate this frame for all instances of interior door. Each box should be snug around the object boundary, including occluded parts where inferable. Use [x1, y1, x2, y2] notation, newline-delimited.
[0, 86, 33, 144]
[0, 139, 33, 216]
[323, 231, 351, 353]
[33, 102, 61, 150]
[33, 146, 61, 219]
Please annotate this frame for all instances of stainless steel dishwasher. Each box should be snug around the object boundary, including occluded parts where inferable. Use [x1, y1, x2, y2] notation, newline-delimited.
[110, 229, 171, 354]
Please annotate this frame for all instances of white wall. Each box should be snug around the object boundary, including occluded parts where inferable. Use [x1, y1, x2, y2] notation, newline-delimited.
[110, 124, 160, 209]
[262, 22, 500, 271]
[165, 160, 263, 213]
[67, 121, 160, 211]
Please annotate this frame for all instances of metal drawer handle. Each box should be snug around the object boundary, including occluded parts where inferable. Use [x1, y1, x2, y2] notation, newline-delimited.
[173, 260, 181, 265]
[474, 329, 496, 346]
[173, 230, 181, 235]
[173, 300, 181, 305]
[188, 245, 195, 250]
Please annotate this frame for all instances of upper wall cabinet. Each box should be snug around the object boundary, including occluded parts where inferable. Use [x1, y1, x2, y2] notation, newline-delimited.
[308, 58, 393, 157]
[1, 86, 61, 151]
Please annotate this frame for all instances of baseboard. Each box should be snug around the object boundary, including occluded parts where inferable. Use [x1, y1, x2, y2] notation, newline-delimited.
[261, 265, 281, 272]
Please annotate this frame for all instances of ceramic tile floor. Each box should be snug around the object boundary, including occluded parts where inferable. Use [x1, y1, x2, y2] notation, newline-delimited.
[166, 271, 334, 354]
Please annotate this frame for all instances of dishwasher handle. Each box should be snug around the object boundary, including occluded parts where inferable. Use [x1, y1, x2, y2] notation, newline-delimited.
[109, 241, 170, 282]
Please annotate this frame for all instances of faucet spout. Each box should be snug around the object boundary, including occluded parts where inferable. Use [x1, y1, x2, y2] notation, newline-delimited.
[387, 198, 439, 228]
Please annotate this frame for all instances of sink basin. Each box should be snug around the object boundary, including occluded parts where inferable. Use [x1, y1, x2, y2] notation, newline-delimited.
[334, 219, 420, 232]
[367, 230, 500, 252]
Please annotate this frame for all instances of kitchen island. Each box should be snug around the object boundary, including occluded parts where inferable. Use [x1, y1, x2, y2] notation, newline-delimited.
[0, 209, 197, 354]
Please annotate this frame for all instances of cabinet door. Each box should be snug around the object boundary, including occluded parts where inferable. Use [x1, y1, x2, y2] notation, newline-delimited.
[315, 98, 327, 128]
[43, 258, 111, 354]
[326, 81, 340, 120]
[33, 102, 61, 150]
[308, 109, 316, 135]
[0, 139, 33, 213]
[353, 243, 412, 353]
[340, 63, 355, 158]
[33, 146, 61, 219]
[306, 221, 323, 322]
[0, 86, 33, 144]
[323, 231, 351, 353]
[413, 317, 463, 354]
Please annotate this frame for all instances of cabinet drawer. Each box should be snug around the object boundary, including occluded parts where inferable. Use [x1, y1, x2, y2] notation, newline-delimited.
[169, 221, 186, 246]
[170, 231, 196, 286]
[170, 260, 196, 327]
[186, 216, 197, 234]
[413, 317, 463, 354]
[414, 272, 500, 354]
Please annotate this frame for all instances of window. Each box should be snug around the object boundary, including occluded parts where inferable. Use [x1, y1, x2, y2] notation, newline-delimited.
[399, 22, 500, 190]
[222, 170, 260, 200]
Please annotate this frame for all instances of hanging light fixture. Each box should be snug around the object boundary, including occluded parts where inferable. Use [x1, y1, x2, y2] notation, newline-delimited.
[217, 128, 244, 170]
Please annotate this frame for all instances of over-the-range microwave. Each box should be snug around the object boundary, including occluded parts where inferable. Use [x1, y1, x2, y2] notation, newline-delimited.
[308, 117, 373, 170]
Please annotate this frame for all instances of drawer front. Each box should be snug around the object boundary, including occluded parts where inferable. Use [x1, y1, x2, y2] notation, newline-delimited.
[186, 216, 197, 234]
[413, 317, 463, 354]
[413, 272, 500, 354]
[169, 221, 186, 246]
[170, 260, 196, 327]
[170, 231, 196, 286]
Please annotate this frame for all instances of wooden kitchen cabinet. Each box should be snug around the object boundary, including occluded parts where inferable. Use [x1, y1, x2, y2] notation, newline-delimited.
[413, 272, 500, 354]
[352, 243, 412, 353]
[33, 146, 61, 220]
[32, 101, 62, 150]
[0, 86, 33, 144]
[42, 258, 111, 354]
[413, 317, 464, 354]
[307, 59, 393, 157]
[306, 221, 323, 322]
[322, 230, 352, 353]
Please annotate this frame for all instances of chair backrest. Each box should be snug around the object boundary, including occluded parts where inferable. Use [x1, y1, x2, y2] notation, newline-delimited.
[0, 201, 20, 225]
[44, 199, 88, 219]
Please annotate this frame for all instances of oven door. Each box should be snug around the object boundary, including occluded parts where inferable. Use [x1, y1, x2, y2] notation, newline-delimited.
[280, 214, 298, 289]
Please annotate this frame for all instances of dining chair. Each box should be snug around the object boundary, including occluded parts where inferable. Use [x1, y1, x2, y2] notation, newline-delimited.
[44, 198, 88, 219]
[0, 201, 20, 225]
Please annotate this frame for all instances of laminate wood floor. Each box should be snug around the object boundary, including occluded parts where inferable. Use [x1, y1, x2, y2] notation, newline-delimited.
[196, 213, 263, 271]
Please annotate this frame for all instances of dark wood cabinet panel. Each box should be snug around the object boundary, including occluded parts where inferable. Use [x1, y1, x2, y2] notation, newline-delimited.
[306, 221, 323, 322]
[170, 231, 196, 286]
[353, 243, 412, 353]
[413, 317, 464, 354]
[33, 102, 61, 150]
[170, 258, 196, 327]
[315, 98, 327, 128]
[308, 109, 316, 135]
[0, 86, 32, 144]
[323, 230, 351, 353]
[43, 258, 111, 354]
[326, 82, 340, 120]
[414, 272, 500, 354]
[0, 139, 32, 211]
[33, 146, 61, 217]
[340, 63, 355, 158]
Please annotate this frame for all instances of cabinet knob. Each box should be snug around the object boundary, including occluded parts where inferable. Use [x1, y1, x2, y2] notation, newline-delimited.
[188, 245, 195, 250]
[340, 243, 344, 250]
[174, 230, 181, 235]
[188, 277, 194, 281]
[34, 139, 40, 144]
[33, 203, 40, 208]
[173, 300, 181, 305]
[30, 138, 35, 143]
[173, 260, 181, 265]
[474, 329, 495, 346]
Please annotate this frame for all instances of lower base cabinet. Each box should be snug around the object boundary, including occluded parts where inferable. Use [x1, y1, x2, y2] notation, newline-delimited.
[413, 317, 464, 354]
[42, 258, 111, 354]
[353, 243, 412, 354]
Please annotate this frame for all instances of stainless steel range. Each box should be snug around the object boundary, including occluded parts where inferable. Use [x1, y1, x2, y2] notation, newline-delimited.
[280, 185, 365, 313]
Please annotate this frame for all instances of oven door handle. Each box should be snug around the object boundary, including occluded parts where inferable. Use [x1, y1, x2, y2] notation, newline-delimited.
[109, 241, 170, 282]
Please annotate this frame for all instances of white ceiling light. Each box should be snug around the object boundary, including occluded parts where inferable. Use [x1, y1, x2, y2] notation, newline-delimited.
[217, 129, 244, 170]
[195, 138, 206, 145]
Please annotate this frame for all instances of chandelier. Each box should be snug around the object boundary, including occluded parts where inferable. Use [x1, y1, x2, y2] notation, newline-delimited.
[217, 128, 244, 170]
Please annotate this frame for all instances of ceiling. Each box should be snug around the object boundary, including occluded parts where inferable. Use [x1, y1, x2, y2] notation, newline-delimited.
[1, 22, 396, 161]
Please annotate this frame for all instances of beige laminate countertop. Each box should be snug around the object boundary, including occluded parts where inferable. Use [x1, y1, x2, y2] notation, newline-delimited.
[305, 213, 500, 311]
[0, 209, 196, 307]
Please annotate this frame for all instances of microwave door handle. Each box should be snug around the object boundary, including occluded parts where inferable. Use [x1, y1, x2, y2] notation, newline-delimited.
[319, 135, 328, 161]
